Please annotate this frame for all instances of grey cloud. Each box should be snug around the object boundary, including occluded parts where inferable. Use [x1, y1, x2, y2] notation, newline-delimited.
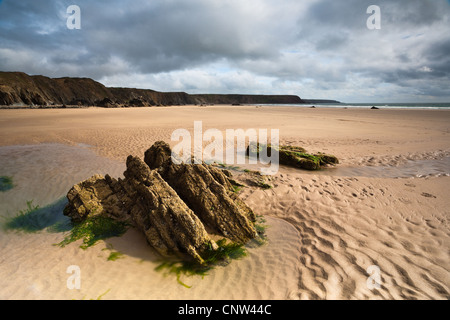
[382, 0, 448, 27]
[425, 40, 450, 63]
[80, 0, 284, 74]
[306, 0, 369, 28]
[0, 0, 450, 102]
[306, 0, 448, 29]
[314, 33, 350, 51]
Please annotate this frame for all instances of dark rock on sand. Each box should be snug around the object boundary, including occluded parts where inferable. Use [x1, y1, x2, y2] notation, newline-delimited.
[65, 156, 216, 264]
[247, 143, 339, 171]
[144, 141, 257, 243]
[95, 98, 117, 108]
[128, 98, 146, 107]
[64, 141, 257, 263]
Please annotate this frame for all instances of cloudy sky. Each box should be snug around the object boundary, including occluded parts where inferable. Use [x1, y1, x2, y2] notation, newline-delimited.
[1, 0, 449, 102]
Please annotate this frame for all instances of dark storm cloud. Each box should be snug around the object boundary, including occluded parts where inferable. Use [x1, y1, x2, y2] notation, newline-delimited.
[306, 0, 448, 28]
[82, 0, 288, 74]
[1, 0, 286, 76]
[382, 0, 448, 26]
[0, 0, 449, 101]
[425, 40, 450, 65]
[314, 33, 349, 51]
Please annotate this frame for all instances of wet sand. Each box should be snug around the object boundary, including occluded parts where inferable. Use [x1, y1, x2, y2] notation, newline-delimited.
[0, 105, 449, 299]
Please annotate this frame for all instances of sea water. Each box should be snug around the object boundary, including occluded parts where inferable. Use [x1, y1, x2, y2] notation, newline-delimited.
[257, 102, 450, 110]
[0, 143, 125, 219]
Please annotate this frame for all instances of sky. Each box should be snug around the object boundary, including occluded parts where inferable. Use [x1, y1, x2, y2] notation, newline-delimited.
[0, 0, 449, 103]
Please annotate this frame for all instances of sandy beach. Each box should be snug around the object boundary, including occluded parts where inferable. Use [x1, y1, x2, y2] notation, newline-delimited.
[0, 105, 449, 300]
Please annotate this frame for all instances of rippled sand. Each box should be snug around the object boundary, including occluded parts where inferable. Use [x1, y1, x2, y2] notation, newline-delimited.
[0, 106, 449, 300]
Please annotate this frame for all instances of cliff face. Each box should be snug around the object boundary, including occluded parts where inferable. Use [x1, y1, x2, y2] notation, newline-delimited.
[108, 87, 196, 106]
[302, 99, 341, 104]
[0, 72, 304, 107]
[191, 94, 303, 105]
[0, 72, 114, 106]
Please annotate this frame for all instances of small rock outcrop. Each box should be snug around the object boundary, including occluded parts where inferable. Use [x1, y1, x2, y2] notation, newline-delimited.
[94, 98, 117, 108]
[64, 142, 258, 263]
[247, 143, 339, 171]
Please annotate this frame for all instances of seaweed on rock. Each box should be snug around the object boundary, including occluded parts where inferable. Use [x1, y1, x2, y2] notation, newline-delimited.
[246, 143, 339, 170]
[63, 141, 261, 267]
[57, 214, 130, 249]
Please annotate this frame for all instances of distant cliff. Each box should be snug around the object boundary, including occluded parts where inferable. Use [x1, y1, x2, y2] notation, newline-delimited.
[302, 99, 341, 104]
[0, 72, 304, 107]
[191, 94, 303, 105]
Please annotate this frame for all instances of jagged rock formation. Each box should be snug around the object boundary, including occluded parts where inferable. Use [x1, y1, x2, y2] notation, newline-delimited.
[247, 143, 339, 170]
[64, 142, 258, 263]
[0, 71, 304, 107]
[144, 141, 257, 243]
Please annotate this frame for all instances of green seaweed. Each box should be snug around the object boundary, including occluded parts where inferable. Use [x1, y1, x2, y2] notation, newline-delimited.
[247, 142, 338, 171]
[251, 215, 269, 246]
[155, 215, 269, 288]
[155, 261, 201, 288]
[57, 215, 130, 250]
[107, 251, 124, 261]
[216, 163, 242, 171]
[203, 239, 248, 264]
[0, 176, 14, 192]
[3, 198, 71, 233]
[257, 181, 273, 189]
[315, 152, 339, 166]
[95, 288, 111, 300]
[293, 152, 320, 162]
[231, 185, 242, 193]
[102, 244, 125, 261]
[255, 220, 268, 234]
[155, 238, 248, 288]
[77, 289, 111, 300]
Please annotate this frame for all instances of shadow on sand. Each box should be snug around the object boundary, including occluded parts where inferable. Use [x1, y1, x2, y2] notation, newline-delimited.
[2, 197, 71, 233]
[2, 196, 161, 263]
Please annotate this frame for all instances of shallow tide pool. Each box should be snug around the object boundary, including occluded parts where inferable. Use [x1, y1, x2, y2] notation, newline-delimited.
[0, 143, 126, 218]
